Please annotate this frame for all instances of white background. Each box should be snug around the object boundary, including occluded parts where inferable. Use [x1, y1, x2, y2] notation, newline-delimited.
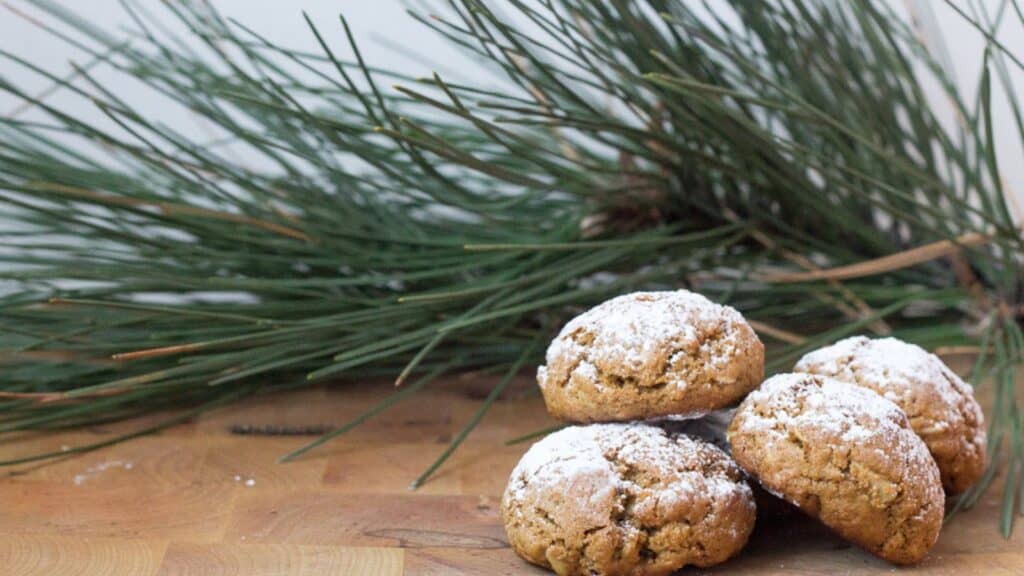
[0, 1, 1021, 213]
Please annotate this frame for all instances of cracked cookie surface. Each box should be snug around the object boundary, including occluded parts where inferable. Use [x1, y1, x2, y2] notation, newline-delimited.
[501, 423, 756, 576]
[727, 373, 944, 565]
[794, 336, 986, 493]
[537, 290, 764, 422]
[665, 412, 796, 521]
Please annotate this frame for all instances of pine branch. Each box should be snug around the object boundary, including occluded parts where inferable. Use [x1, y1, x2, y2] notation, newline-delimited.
[0, 0, 1021, 528]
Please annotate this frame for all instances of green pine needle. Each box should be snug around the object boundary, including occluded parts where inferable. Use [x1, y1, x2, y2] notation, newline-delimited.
[0, 0, 1021, 533]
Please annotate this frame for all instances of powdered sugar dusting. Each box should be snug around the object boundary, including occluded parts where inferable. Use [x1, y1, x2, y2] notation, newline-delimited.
[730, 372, 945, 559]
[505, 423, 750, 507]
[503, 423, 757, 571]
[538, 290, 753, 392]
[732, 373, 938, 478]
[73, 460, 134, 485]
[795, 336, 964, 407]
[794, 336, 984, 441]
[737, 373, 905, 434]
[793, 336, 986, 491]
[506, 425, 612, 501]
[574, 361, 599, 390]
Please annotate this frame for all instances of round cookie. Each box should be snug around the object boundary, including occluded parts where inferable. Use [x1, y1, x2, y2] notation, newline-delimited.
[727, 373, 944, 565]
[794, 336, 986, 493]
[537, 290, 764, 422]
[502, 423, 756, 575]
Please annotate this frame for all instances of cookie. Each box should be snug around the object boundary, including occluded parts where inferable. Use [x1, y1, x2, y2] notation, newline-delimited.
[727, 373, 944, 565]
[537, 291, 764, 422]
[502, 423, 756, 575]
[665, 411, 796, 521]
[794, 336, 986, 493]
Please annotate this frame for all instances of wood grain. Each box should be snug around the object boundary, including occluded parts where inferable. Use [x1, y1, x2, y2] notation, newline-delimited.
[157, 543, 402, 576]
[224, 493, 506, 548]
[0, 535, 166, 576]
[0, 370, 1020, 575]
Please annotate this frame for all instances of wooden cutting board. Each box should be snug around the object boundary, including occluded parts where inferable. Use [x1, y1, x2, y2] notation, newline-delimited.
[0, 367, 1020, 575]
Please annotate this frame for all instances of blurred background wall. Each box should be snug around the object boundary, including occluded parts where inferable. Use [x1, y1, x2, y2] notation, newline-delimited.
[0, 1, 1021, 213]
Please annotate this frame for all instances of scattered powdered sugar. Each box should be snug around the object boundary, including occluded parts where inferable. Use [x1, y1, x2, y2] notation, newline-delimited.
[72, 460, 134, 486]
[232, 474, 257, 488]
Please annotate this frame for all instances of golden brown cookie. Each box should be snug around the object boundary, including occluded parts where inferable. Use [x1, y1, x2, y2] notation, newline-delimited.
[537, 291, 764, 422]
[794, 336, 986, 493]
[727, 373, 944, 565]
[501, 423, 756, 576]
[665, 411, 796, 521]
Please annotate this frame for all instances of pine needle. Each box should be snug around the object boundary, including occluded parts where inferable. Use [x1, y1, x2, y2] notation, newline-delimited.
[0, 0, 1020, 525]
[410, 334, 541, 489]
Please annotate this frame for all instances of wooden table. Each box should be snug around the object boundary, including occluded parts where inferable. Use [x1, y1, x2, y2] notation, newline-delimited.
[0, 371, 1021, 575]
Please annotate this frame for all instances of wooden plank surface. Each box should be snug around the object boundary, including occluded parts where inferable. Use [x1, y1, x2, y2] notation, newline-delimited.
[0, 368, 1021, 575]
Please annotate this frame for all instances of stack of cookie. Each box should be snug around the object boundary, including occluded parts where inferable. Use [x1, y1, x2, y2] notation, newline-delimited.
[502, 291, 766, 575]
[501, 290, 987, 575]
[728, 337, 986, 564]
